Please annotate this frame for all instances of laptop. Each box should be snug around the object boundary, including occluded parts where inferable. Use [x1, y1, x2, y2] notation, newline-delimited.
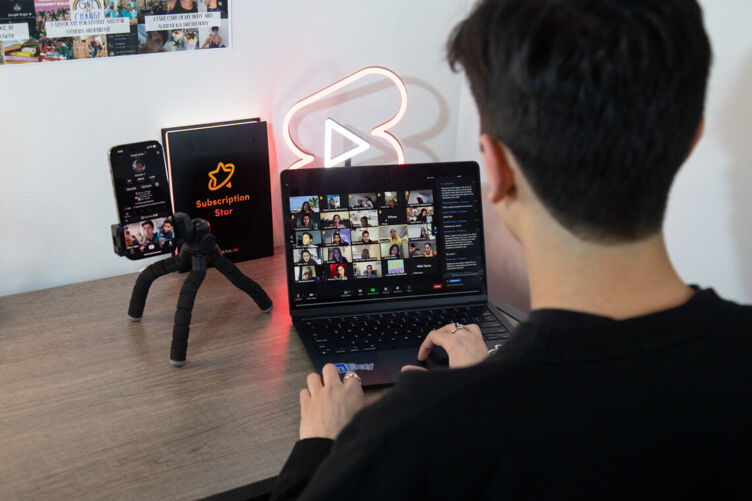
[280, 162, 515, 387]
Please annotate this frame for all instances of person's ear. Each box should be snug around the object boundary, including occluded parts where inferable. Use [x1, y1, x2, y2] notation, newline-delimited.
[480, 134, 516, 204]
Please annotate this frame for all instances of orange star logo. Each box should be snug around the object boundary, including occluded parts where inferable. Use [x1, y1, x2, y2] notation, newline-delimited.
[208, 162, 235, 191]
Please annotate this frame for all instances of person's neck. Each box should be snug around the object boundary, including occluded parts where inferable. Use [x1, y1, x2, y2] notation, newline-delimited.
[524, 227, 693, 320]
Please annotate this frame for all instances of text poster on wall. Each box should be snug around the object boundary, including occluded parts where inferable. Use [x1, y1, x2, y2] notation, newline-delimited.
[0, 0, 230, 65]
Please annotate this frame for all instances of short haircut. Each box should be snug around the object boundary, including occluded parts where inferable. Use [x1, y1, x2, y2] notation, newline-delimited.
[142, 220, 154, 229]
[448, 0, 711, 242]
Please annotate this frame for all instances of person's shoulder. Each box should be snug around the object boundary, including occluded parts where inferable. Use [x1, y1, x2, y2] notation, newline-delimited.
[699, 290, 752, 343]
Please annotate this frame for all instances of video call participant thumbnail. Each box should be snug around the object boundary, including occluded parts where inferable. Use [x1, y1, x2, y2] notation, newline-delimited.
[294, 212, 320, 230]
[295, 265, 318, 282]
[290, 196, 320, 215]
[408, 225, 432, 240]
[380, 225, 407, 243]
[407, 189, 434, 205]
[322, 229, 350, 246]
[349, 193, 377, 209]
[157, 218, 174, 242]
[326, 246, 351, 263]
[354, 261, 382, 278]
[407, 206, 433, 224]
[295, 248, 321, 265]
[140, 220, 156, 244]
[328, 263, 349, 280]
[351, 229, 375, 244]
[378, 207, 407, 226]
[321, 212, 349, 229]
[350, 210, 378, 228]
[325, 194, 342, 210]
[351, 244, 381, 261]
[295, 230, 322, 248]
[408, 240, 437, 258]
[386, 259, 406, 276]
[381, 242, 407, 260]
[380, 191, 404, 209]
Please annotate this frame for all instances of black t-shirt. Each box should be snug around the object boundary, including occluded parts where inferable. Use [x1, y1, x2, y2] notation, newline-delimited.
[271, 289, 752, 500]
[167, 2, 197, 14]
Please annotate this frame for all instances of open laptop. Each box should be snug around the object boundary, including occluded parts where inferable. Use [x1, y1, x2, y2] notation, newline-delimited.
[280, 162, 514, 387]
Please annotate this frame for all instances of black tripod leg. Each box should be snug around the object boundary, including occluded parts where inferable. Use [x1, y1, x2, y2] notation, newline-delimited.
[208, 251, 273, 312]
[170, 269, 207, 366]
[128, 252, 187, 321]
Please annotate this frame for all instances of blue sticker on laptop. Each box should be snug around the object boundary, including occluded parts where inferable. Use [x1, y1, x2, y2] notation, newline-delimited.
[335, 363, 375, 373]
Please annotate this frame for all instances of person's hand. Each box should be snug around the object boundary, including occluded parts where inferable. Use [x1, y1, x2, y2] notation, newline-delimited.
[403, 323, 490, 371]
[299, 363, 365, 440]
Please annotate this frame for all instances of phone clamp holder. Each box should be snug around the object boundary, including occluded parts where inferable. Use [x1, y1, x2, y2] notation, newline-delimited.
[126, 212, 273, 366]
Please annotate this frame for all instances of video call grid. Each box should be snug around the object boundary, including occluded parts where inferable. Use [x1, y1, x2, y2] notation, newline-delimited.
[289, 190, 438, 282]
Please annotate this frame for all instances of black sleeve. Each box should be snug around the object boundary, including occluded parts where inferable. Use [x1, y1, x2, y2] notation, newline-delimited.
[269, 371, 436, 501]
[269, 438, 334, 501]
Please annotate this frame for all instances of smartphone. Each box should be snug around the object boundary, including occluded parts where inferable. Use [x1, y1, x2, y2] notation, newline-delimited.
[109, 140, 177, 260]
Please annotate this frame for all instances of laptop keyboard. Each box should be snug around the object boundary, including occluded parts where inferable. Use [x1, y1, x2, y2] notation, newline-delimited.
[301, 305, 511, 357]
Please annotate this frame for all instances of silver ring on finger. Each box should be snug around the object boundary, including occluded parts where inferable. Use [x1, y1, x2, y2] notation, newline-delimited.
[343, 372, 362, 383]
[451, 322, 466, 334]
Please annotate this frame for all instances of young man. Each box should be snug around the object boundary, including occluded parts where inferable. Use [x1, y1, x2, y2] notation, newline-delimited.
[139, 220, 155, 244]
[271, 1, 752, 499]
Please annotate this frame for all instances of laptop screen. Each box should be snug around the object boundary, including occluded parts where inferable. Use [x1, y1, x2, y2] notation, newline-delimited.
[280, 162, 487, 310]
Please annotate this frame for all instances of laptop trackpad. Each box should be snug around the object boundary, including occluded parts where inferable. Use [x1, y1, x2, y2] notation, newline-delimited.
[380, 347, 449, 380]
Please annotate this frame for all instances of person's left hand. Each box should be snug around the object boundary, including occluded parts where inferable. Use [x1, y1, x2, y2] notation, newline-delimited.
[299, 363, 365, 440]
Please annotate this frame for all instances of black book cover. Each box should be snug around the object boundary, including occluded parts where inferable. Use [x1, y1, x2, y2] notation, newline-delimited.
[163, 119, 273, 262]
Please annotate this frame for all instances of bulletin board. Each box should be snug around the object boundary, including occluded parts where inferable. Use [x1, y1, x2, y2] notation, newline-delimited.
[0, 0, 230, 64]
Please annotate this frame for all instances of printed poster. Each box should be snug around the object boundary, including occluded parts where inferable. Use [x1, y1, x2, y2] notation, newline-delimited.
[0, 0, 231, 65]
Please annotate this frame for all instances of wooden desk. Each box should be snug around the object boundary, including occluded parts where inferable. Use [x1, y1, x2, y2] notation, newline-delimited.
[1, 250, 309, 499]
[0, 249, 521, 499]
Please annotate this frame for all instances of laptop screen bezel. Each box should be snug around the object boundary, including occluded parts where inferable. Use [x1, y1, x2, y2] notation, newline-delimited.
[280, 162, 489, 319]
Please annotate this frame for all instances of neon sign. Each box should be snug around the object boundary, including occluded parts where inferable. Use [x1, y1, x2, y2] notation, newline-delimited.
[282, 66, 408, 170]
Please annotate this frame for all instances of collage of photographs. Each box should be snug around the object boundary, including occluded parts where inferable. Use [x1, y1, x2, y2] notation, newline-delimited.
[289, 190, 438, 283]
[1, 0, 230, 65]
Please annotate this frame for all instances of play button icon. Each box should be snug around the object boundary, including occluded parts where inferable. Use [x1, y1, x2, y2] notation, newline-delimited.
[324, 118, 370, 167]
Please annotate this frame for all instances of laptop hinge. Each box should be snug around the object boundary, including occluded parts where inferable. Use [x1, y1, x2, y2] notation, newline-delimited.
[290, 294, 488, 320]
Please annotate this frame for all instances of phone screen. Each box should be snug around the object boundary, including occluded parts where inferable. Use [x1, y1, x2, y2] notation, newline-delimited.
[110, 140, 176, 259]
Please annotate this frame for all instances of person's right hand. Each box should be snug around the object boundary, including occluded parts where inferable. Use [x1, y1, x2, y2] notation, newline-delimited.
[404, 323, 490, 371]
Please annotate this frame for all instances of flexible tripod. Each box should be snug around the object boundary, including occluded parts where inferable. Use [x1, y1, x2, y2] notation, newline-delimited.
[127, 213, 273, 366]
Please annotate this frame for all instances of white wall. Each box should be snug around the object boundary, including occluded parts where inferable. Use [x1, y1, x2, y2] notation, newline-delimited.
[455, 0, 752, 308]
[2, 0, 751, 310]
[664, 0, 752, 305]
[0, 0, 469, 297]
